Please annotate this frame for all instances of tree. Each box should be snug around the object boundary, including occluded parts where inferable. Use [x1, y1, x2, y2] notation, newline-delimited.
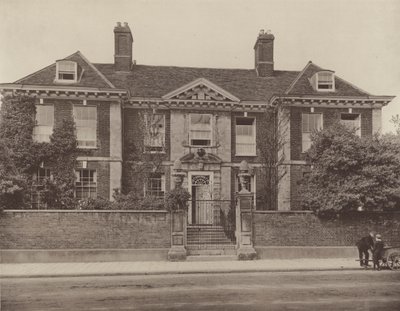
[257, 104, 288, 210]
[300, 123, 400, 213]
[390, 114, 400, 135]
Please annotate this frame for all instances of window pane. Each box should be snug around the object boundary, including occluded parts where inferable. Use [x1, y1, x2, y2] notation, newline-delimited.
[75, 169, 97, 199]
[74, 106, 97, 147]
[59, 61, 75, 72]
[302, 114, 322, 133]
[145, 114, 165, 148]
[302, 133, 312, 152]
[36, 105, 54, 126]
[191, 114, 211, 125]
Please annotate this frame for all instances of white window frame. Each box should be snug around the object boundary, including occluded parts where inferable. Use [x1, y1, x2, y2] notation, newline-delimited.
[55, 61, 78, 83]
[316, 71, 335, 92]
[144, 173, 166, 198]
[33, 105, 54, 143]
[75, 169, 97, 199]
[340, 113, 361, 137]
[302, 113, 323, 152]
[189, 113, 213, 147]
[73, 105, 97, 148]
[235, 117, 256, 156]
[31, 167, 53, 209]
[144, 114, 165, 153]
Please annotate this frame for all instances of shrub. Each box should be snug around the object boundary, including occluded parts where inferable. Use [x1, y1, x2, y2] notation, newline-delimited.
[164, 187, 191, 211]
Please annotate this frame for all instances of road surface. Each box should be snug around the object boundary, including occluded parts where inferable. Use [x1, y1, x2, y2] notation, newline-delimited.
[2, 270, 400, 310]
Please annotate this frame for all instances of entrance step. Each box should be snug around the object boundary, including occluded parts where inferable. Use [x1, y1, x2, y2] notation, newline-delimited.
[186, 255, 237, 262]
[187, 225, 235, 246]
[186, 245, 236, 256]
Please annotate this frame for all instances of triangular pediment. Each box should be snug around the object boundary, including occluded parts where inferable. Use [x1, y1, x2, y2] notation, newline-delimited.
[162, 78, 240, 102]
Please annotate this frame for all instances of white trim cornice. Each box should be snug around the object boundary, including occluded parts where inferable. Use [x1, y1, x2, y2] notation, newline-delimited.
[162, 77, 241, 102]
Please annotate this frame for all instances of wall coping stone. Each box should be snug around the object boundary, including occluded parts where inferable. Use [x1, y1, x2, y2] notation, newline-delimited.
[254, 210, 400, 215]
[2, 209, 168, 214]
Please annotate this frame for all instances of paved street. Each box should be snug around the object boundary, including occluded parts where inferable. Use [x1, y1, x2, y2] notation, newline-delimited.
[1, 270, 400, 310]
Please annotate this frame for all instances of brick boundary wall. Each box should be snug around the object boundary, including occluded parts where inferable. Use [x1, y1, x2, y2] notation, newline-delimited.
[0, 210, 171, 250]
[253, 211, 400, 247]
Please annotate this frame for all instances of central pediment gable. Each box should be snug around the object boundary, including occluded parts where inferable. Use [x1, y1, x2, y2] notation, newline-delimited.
[162, 78, 240, 102]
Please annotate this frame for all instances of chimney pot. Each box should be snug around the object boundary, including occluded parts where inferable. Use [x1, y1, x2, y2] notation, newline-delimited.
[254, 29, 274, 76]
[114, 22, 133, 71]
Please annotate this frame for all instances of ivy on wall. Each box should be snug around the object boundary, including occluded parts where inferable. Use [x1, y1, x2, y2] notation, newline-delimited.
[0, 93, 77, 209]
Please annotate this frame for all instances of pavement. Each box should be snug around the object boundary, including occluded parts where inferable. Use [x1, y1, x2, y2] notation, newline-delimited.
[0, 258, 362, 278]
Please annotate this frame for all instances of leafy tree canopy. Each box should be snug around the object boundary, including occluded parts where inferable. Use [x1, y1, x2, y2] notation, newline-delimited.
[300, 123, 400, 213]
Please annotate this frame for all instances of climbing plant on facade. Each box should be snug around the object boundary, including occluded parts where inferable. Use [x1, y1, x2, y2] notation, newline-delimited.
[0, 93, 78, 209]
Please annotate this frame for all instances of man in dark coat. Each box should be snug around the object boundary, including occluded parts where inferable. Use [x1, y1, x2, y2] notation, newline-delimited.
[373, 234, 384, 270]
[356, 232, 375, 267]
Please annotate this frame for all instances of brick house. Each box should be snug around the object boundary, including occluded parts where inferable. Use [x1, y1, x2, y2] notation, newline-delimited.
[0, 22, 394, 216]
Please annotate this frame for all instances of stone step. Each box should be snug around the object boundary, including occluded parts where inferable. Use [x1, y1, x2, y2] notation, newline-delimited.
[187, 248, 237, 256]
[187, 227, 225, 231]
[187, 240, 233, 245]
[186, 244, 236, 250]
[187, 235, 232, 240]
[186, 255, 237, 261]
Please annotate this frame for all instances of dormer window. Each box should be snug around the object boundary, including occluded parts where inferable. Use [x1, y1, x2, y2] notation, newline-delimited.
[56, 60, 79, 83]
[311, 71, 335, 92]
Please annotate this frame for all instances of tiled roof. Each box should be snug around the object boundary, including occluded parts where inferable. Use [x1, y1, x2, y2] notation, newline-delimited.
[15, 52, 114, 89]
[286, 62, 371, 97]
[94, 64, 299, 101]
[9, 51, 375, 101]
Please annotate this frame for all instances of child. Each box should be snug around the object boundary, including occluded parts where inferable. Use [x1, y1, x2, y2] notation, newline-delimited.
[373, 234, 384, 271]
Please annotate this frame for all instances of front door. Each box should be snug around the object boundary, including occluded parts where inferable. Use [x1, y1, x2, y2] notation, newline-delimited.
[188, 172, 213, 225]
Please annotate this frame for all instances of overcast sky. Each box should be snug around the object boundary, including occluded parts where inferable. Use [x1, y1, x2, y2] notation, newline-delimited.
[0, 0, 399, 133]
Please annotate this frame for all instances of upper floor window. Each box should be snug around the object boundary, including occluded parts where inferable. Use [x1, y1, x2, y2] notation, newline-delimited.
[75, 169, 97, 199]
[73, 106, 97, 148]
[33, 105, 54, 142]
[312, 71, 335, 92]
[341, 113, 361, 136]
[145, 173, 165, 199]
[144, 114, 165, 152]
[189, 114, 212, 146]
[236, 117, 256, 156]
[56, 61, 79, 83]
[302, 113, 322, 152]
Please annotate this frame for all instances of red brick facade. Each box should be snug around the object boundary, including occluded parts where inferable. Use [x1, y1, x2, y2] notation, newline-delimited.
[253, 211, 400, 247]
[0, 210, 170, 249]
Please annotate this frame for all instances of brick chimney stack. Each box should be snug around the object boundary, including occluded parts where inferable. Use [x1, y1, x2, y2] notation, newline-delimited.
[254, 29, 274, 77]
[114, 22, 133, 72]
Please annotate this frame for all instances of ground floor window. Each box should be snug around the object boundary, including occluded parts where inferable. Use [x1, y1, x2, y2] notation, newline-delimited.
[75, 169, 97, 199]
[31, 167, 52, 209]
[145, 173, 165, 198]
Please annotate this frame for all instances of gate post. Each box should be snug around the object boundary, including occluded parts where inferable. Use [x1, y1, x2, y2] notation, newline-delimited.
[236, 160, 257, 260]
[168, 209, 187, 261]
[168, 159, 187, 261]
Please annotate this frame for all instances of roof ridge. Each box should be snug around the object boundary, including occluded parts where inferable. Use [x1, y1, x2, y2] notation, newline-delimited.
[76, 52, 115, 89]
[285, 61, 313, 94]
